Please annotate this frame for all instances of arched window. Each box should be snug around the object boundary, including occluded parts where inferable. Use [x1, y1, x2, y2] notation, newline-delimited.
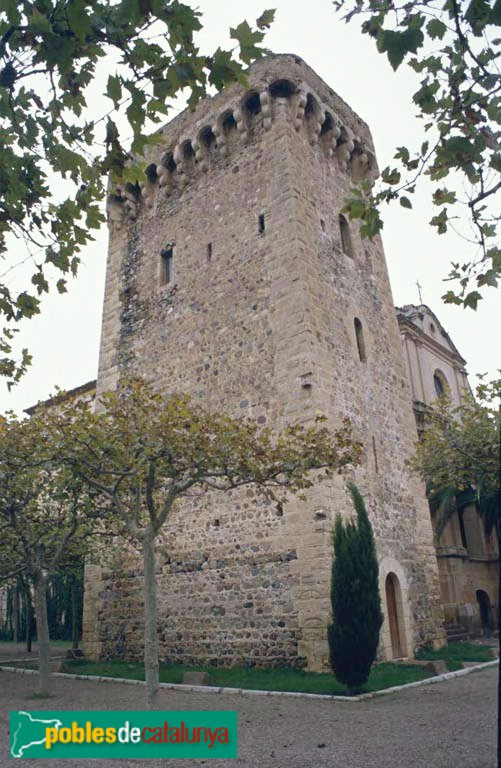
[385, 573, 405, 658]
[339, 214, 353, 257]
[433, 370, 448, 398]
[354, 318, 366, 362]
[476, 590, 493, 636]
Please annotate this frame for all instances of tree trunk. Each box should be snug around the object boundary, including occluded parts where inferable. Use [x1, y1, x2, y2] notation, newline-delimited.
[142, 531, 159, 709]
[13, 582, 20, 643]
[71, 578, 79, 651]
[25, 597, 32, 653]
[23, 579, 33, 653]
[33, 572, 50, 696]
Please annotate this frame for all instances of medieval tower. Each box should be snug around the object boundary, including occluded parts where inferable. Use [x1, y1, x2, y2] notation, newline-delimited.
[84, 54, 445, 669]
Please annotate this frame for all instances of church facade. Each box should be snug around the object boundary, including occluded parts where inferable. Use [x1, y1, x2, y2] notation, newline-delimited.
[83, 55, 446, 670]
[397, 304, 498, 639]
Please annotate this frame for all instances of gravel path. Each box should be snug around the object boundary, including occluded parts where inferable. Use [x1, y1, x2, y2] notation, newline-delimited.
[0, 666, 496, 767]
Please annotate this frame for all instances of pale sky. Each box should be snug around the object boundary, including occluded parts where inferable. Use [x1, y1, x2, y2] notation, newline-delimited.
[1, 0, 499, 415]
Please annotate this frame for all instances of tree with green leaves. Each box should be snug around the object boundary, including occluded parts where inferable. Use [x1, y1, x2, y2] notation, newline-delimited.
[0, 1, 275, 385]
[58, 379, 362, 707]
[0, 408, 103, 695]
[328, 483, 383, 694]
[334, 0, 500, 310]
[412, 377, 501, 765]
[412, 378, 500, 526]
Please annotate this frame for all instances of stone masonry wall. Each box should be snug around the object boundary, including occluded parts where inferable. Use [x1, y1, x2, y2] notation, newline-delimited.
[84, 54, 445, 670]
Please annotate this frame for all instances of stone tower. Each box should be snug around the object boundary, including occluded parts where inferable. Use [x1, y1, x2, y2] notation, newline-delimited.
[86, 54, 445, 669]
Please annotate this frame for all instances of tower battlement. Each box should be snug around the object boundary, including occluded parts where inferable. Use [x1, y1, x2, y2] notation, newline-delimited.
[108, 55, 378, 228]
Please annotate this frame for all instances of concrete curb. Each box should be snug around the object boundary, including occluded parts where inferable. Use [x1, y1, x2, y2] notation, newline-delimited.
[1, 659, 497, 703]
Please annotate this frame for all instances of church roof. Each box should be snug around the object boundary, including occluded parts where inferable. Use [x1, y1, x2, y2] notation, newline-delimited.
[395, 304, 466, 365]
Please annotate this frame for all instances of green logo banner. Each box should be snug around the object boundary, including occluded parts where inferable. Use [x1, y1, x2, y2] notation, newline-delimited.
[10, 710, 237, 759]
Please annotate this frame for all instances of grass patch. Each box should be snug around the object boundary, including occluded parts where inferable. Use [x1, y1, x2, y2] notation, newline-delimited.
[416, 641, 494, 671]
[60, 659, 433, 696]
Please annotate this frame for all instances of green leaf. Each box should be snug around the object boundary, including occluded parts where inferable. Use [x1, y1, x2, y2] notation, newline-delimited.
[66, 0, 93, 40]
[413, 82, 439, 114]
[106, 75, 122, 107]
[15, 292, 40, 319]
[477, 270, 498, 287]
[256, 9, 275, 29]
[432, 188, 456, 206]
[430, 208, 448, 234]
[2, 0, 21, 24]
[163, 2, 202, 47]
[463, 290, 482, 309]
[442, 290, 463, 306]
[395, 146, 410, 164]
[399, 196, 412, 209]
[28, 8, 51, 34]
[490, 0, 501, 25]
[230, 20, 265, 65]
[490, 154, 501, 173]
[427, 18, 446, 39]
[465, 0, 492, 35]
[208, 48, 246, 90]
[377, 28, 424, 70]
[31, 272, 49, 295]
[381, 167, 401, 185]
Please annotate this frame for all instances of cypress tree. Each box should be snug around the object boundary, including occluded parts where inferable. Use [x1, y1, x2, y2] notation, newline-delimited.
[328, 483, 383, 693]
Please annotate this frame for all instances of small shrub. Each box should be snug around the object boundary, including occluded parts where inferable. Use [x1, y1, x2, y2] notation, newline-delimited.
[327, 484, 383, 692]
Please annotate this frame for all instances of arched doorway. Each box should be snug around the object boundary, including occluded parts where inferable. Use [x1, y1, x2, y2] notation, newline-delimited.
[476, 589, 493, 637]
[385, 573, 404, 658]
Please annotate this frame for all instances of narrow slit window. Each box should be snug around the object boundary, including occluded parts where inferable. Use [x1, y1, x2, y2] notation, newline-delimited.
[339, 213, 353, 257]
[258, 214, 265, 235]
[207, 242, 212, 261]
[458, 509, 468, 550]
[372, 436, 379, 474]
[354, 317, 366, 362]
[160, 246, 173, 286]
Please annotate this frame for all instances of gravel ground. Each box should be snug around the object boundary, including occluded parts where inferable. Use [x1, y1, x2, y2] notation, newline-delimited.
[0, 666, 496, 768]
